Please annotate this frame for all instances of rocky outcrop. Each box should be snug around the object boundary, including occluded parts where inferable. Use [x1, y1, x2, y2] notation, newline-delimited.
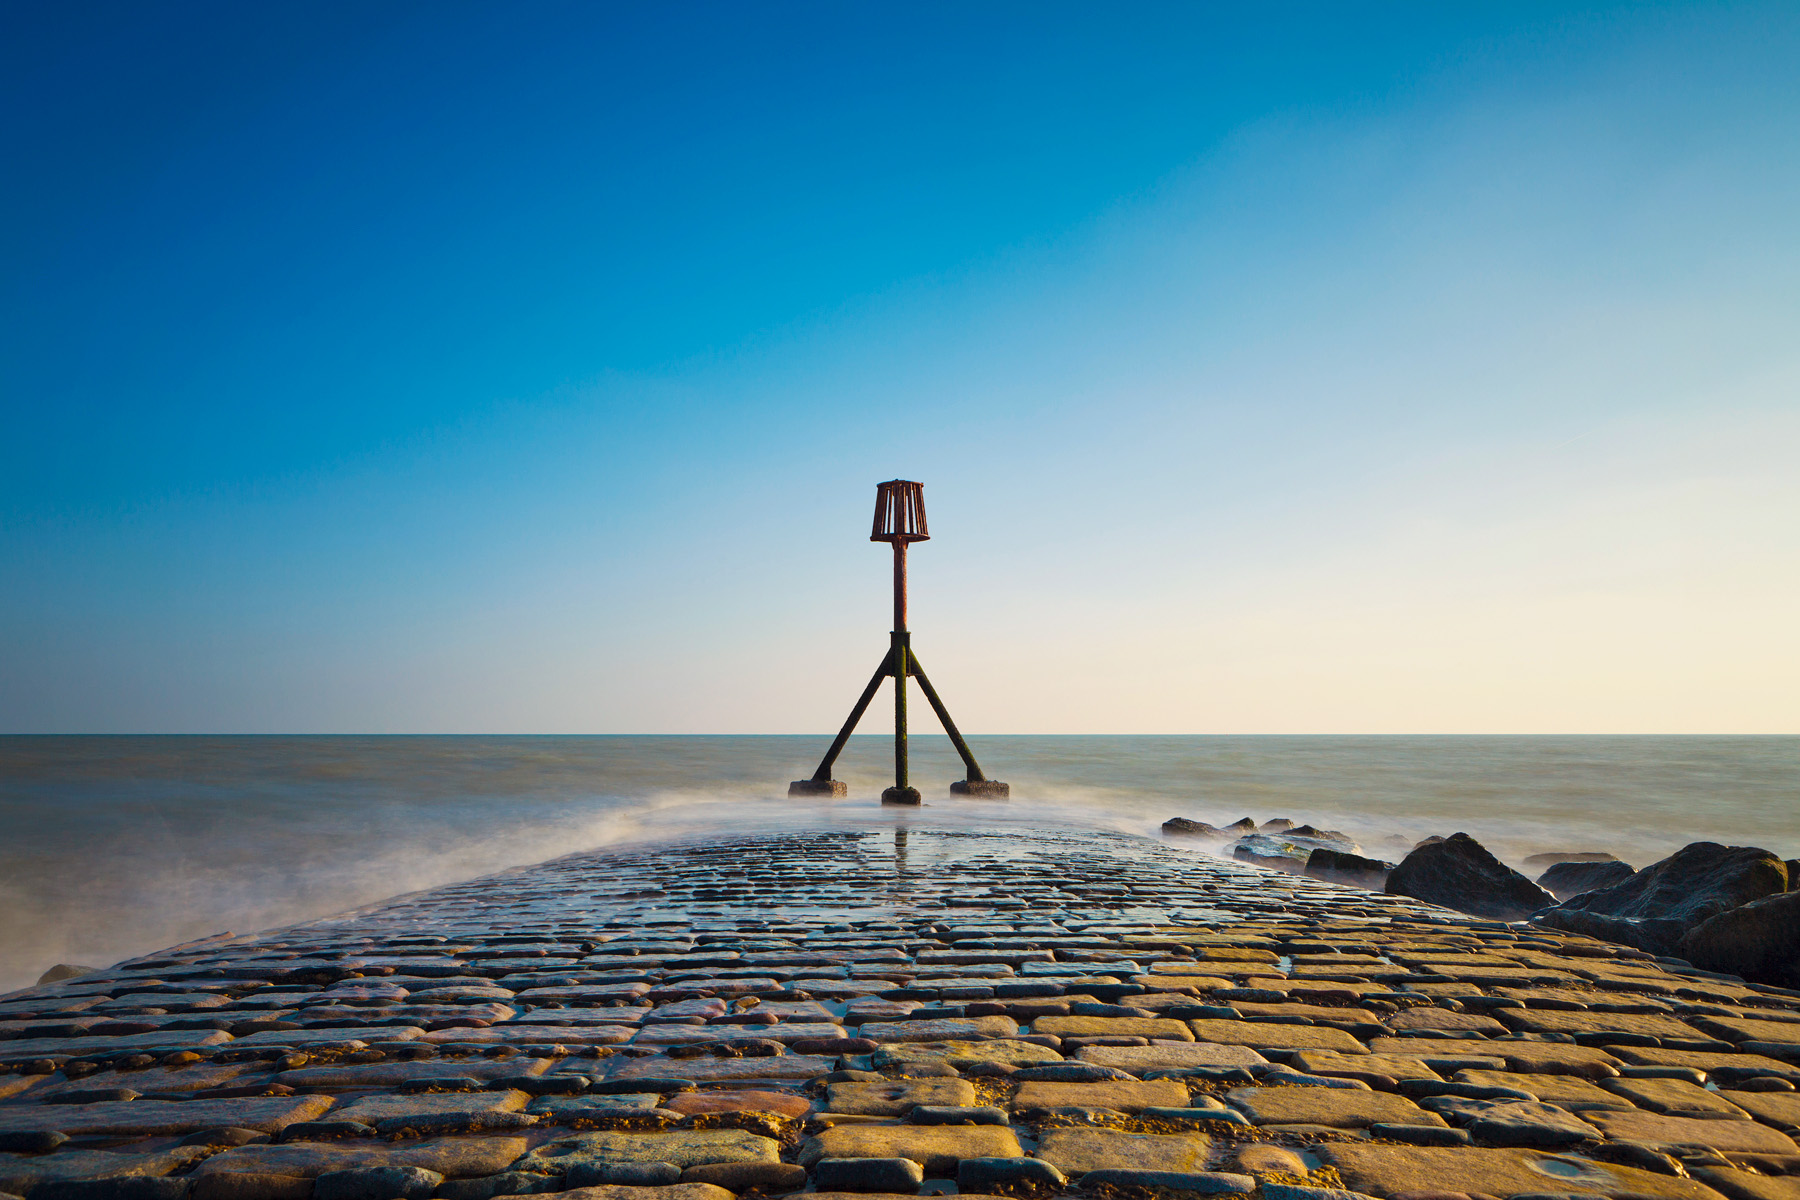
[1536, 858, 1636, 901]
[1522, 851, 1618, 870]
[1534, 842, 1789, 954]
[1677, 890, 1800, 988]
[1161, 818, 1226, 839]
[1305, 848, 1395, 890]
[1224, 817, 1256, 832]
[1384, 833, 1554, 921]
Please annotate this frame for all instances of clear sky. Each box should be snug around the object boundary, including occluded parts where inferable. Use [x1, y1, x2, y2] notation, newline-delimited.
[3, 2, 1796, 734]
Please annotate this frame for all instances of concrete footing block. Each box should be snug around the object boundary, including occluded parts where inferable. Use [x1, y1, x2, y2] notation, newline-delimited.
[788, 779, 848, 797]
[881, 787, 922, 805]
[951, 780, 1010, 798]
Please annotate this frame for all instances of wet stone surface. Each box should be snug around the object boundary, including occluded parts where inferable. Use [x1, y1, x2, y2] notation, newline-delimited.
[2, 824, 1799, 1200]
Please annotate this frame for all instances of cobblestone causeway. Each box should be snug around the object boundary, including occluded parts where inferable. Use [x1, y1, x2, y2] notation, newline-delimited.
[3, 826, 1799, 1200]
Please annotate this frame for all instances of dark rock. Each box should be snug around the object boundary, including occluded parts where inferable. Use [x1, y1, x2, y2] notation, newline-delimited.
[1305, 849, 1396, 889]
[1536, 860, 1636, 901]
[1011, 1063, 1134, 1082]
[0, 1131, 67, 1153]
[958, 1157, 1066, 1193]
[565, 1162, 680, 1188]
[1232, 833, 1365, 873]
[1537, 842, 1789, 953]
[1522, 851, 1618, 869]
[1162, 819, 1226, 839]
[1225, 818, 1256, 832]
[1677, 889, 1800, 988]
[277, 1121, 376, 1142]
[1788, 860, 1800, 889]
[1385, 833, 1554, 921]
[314, 1166, 443, 1200]
[1287, 825, 1354, 845]
[1258, 819, 1295, 833]
[813, 1156, 924, 1193]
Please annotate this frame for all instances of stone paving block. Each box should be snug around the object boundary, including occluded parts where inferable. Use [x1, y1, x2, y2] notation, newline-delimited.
[1603, 1077, 1753, 1119]
[1610, 1048, 1799, 1078]
[0, 1028, 234, 1059]
[515, 1130, 781, 1172]
[1316, 1143, 1728, 1200]
[1224, 1086, 1445, 1129]
[1690, 1167, 1800, 1200]
[0, 1148, 208, 1195]
[798, 1125, 1025, 1175]
[1453, 1070, 1634, 1110]
[1384, 1009, 1511, 1035]
[333, 1090, 530, 1123]
[493, 1186, 730, 1200]
[607, 1054, 833, 1082]
[277, 1058, 551, 1090]
[662, 1089, 810, 1118]
[857, 1016, 1018, 1042]
[1075, 1043, 1267, 1072]
[871, 1040, 1063, 1069]
[0, 1094, 333, 1136]
[191, 1137, 531, 1179]
[1500, 1010, 1707, 1041]
[631, 1021, 842, 1046]
[827, 1079, 975, 1115]
[1720, 1089, 1800, 1132]
[1033, 1016, 1194, 1041]
[1033, 1128, 1212, 1174]
[1585, 1109, 1800, 1153]
[1290, 1051, 1441, 1081]
[1368, 1037, 1622, 1075]
[1189, 1019, 1368, 1053]
[1011, 1079, 1189, 1112]
[425, 1025, 633, 1045]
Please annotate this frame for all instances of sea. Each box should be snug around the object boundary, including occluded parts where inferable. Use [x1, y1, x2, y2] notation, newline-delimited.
[1, 734, 1795, 993]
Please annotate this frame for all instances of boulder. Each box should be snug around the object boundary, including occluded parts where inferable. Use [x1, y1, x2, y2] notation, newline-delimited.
[1161, 819, 1227, 840]
[1535, 842, 1789, 954]
[1305, 849, 1395, 890]
[1788, 860, 1800, 888]
[1676, 890, 1800, 988]
[1258, 819, 1295, 833]
[1536, 859, 1636, 901]
[1231, 833, 1365, 874]
[1384, 834, 1553, 921]
[1288, 825, 1355, 846]
[1522, 851, 1618, 869]
[1224, 818, 1257, 832]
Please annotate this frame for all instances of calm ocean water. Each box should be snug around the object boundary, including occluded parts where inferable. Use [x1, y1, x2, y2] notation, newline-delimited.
[1, 735, 1795, 992]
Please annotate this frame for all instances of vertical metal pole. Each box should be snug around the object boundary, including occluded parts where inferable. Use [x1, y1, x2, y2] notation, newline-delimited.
[892, 540, 908, 790]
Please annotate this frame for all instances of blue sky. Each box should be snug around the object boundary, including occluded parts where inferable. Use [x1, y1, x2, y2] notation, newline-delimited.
[3, 2, 1797, 733]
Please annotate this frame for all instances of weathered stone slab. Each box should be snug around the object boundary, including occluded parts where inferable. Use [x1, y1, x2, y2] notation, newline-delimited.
[516, 1130, 780, 1172]
[1720, 1089, 1800, 1132]
[631, 1022, 841, 1046]
[1076, 1043, 1266, 1073]
[0, 1028, 234, 1058]
[493, 1186, 732, 1200]
[1012, 1079, 1189, 1112]
[1604, 1077, 1752, 1119]
[826, 1079, 975, 1116]
[608, 1054, 833, 1082]
[1499, 1010, 1705, 1041]
[0, 1148, 208, 1194]
[663, 1089, 810, 1118]
[424, 1024, 632, 1045]
[1033, 1016, 1193, 1041]
[1584, 1109, 1799, 1153]
[1034, 1128, 1211, 1174]
[333, 1089, 530, 1122]
[857, 1016, 1018, 1042]
[1454, 1070, 1633, 1110]
[1609, 1047, 1798, 1077]
[1189, 1020, 1367, 1053]
[1224, 1086, 1444, 1129]
[192, 1137, 530, 1179]
[798, 1125, 1024, 1175]
[1290, 1051, 1440, 1081]
[0, 1094, 333, 1136]
[871, 1040, 1062, 1069]
[278, 1057, 551, 1090]
[1317, 1143, 1727, 1200]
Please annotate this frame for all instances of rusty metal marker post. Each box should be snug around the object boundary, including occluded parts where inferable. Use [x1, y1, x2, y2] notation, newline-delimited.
[789, 480, 1009, 804]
